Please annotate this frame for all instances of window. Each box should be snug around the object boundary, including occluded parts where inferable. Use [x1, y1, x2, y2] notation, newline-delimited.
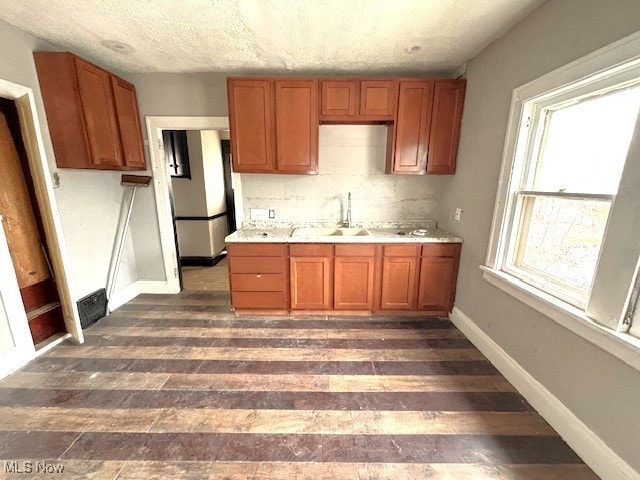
[162, 130, 191, 178]
[484, 32, 640, 362]
[503, 85, 640, 308]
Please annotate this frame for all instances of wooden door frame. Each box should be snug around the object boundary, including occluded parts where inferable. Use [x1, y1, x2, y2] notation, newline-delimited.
[145, 116, 242, 294]
[0, 78, 82, 375]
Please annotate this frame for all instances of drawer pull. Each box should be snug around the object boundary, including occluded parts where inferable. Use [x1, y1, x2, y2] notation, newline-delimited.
[256, 274, 262, 278]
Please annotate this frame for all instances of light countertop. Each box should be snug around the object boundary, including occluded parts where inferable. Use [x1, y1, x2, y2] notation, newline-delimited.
[225, 226, 463, 244]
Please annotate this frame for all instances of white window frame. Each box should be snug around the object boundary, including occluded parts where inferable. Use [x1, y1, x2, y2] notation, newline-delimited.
[483, 31, 640, 372]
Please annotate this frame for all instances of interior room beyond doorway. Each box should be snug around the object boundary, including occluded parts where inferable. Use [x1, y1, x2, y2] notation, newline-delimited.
[163, 128, 235, 293]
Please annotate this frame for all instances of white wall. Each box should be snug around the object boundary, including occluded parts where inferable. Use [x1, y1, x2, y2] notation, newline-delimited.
[121, 72, 229, 280]
[0, 292, 12, 353]
[0, 19, 138, 301]
[437, 0, 640, 471]
[242, 125, 442, 225]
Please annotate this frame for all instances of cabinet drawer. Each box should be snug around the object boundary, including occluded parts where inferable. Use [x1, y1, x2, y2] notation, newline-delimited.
[421, 243, 460, 257]
[290, 244, 334, 257]
[227, 243, 287, 257]
[335, 244, 375, 256]
[232, 292, 288, 309]
[383, 245, 420, 257]
[231, 273, 285, 292]
[228, 256, 286, 274]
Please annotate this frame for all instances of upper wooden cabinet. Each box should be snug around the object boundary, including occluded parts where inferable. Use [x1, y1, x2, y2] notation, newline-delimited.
[33, 52, 146, 171]
[227, 76, 464, 175]
[227, 78, 319, 174]
[427, 80, 466, 174]
[390, 81, 434, 174]
[387, 79, 465, 175]
[321, 80, 357, 116]
[111, 76, 146, 170]
[359, 80, 397, 117]
[227, 79, 275, 173]
[274, 80, 319, 174]
[320, 79, 397, 122]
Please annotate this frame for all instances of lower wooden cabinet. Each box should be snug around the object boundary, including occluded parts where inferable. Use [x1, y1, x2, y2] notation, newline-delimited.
[379, 245, 420, 310]
[334, 245, 375, 310]
[228, 243, 288, 310]
[228, 242, 460, 313]
[290, 256, 333, 310]
[418, 243, 461, 311]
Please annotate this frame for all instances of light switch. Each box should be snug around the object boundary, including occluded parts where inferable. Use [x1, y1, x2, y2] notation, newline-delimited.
[454, 208, 462, 222]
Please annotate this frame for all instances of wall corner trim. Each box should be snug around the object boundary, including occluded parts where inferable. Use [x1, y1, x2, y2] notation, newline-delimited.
[450, 307, 639, 480]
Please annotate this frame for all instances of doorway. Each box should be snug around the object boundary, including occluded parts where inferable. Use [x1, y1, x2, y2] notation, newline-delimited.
[0, 98, 66, 346]
[164, 128, 235, 292]
[146, 117, 243, 295]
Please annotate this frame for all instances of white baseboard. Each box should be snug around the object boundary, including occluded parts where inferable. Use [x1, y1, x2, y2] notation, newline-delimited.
[108, 279, 174, 311]
[450, 307, 638, 480]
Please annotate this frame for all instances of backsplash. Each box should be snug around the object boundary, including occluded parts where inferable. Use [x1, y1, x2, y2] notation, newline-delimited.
[239, 125, 443, 226]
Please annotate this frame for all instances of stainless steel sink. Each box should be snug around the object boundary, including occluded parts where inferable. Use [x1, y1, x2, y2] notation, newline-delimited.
[291, 227, 371, 237]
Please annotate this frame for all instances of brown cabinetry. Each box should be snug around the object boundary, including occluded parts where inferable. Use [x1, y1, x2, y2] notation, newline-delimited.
[290, 244, 333, 310]
[320, 79, 397, 122]
[387, 79, 466, 175]
[418, 243, 461, 311]
[227, 76, 464, 176]
[227, 79, 274, 173]
[321, 80, 357, 117]
[228, 243, 288, 310]
[111, 76, 146, 169]
[33, 52, 146, 171]
[334, 245, 375, 310]
[389, 81, 434, 174]
[379, 245, 420, 310]
[274, 80, 319, 174]
[426, 81, 466, 174]
[227, 241, 460, 314]
[227, 78, 318, 174]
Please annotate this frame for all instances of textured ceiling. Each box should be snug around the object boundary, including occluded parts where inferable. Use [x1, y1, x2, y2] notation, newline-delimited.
[0, 0, 545, 73]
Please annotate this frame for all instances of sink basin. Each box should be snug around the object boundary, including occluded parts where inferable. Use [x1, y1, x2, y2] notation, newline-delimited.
[338, 228, 371, 236]
[291, 227, 371, 237]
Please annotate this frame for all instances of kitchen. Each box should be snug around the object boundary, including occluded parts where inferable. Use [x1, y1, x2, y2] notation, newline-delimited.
[0, 1, 639, 479]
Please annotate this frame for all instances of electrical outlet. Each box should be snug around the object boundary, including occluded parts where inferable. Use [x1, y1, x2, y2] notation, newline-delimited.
[269, 209, 275, 219]
[250, 208, 270, 220]
[454, 208, 462, 222]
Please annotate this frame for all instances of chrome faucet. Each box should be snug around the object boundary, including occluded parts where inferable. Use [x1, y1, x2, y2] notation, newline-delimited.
[344, 192, 352, 228]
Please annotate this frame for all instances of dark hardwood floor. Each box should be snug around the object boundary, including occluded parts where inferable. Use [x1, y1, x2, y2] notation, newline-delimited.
[0, 291, 598, 479]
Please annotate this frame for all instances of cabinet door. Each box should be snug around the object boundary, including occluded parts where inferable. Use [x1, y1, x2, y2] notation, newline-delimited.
[391, 81, 434, 173]
[274, 80, 319, 174]
[380, 256, 418, 310]
[321, 80, 357, 117]
[427, 80, 466, 174]
[334, 256, 374, 310]
[228, 79, 275, 173]
[360, 80, 396, 117]
[74, 58, 123, 168]
[418, 244, 460, 311]
[290, 256, 332, 309]
[111, 76, 146, 169]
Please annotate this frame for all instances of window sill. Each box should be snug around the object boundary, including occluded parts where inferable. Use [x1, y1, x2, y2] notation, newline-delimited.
[480, 265, 640, 372]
